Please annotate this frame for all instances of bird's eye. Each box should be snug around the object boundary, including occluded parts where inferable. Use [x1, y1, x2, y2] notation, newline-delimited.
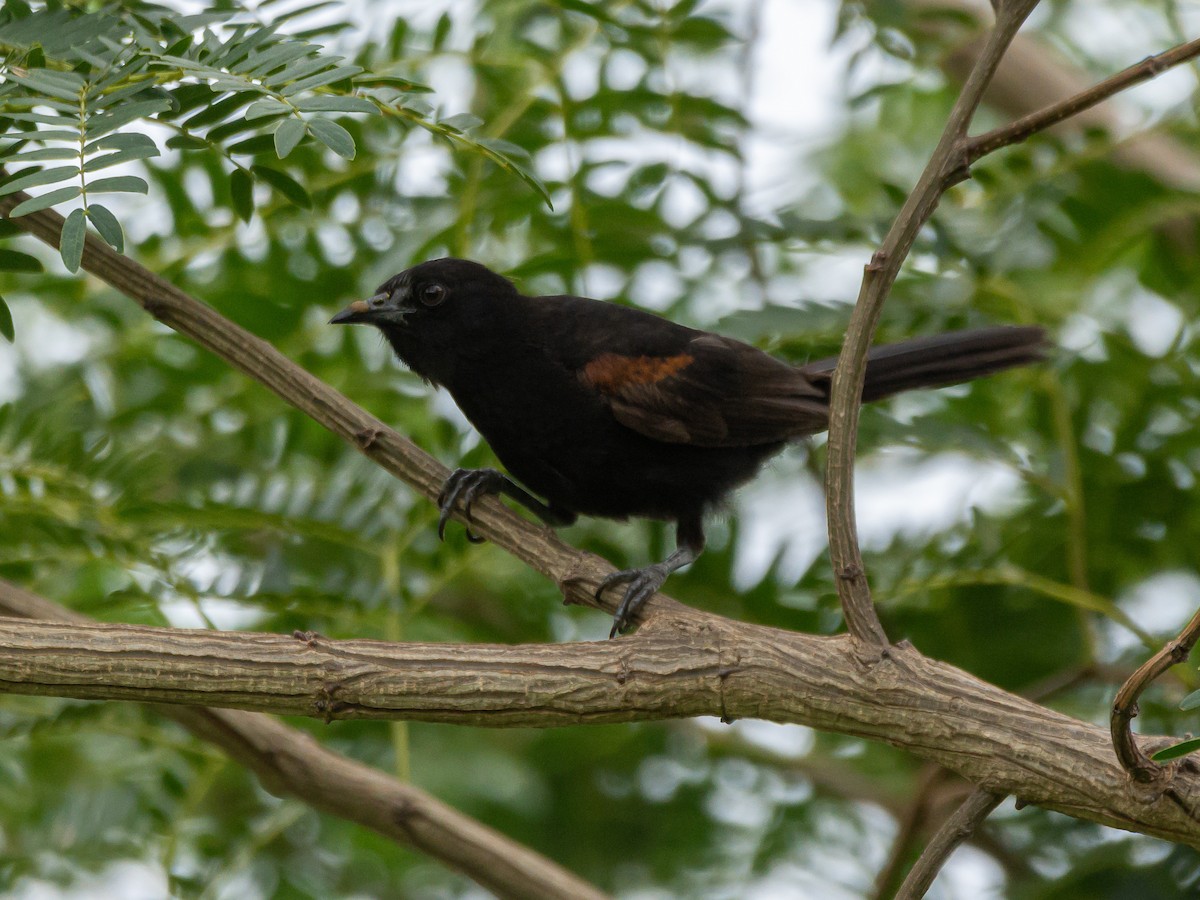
[420, 283, 447, 307]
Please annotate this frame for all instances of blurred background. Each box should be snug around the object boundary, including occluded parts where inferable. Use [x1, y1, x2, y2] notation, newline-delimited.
[3, 0, 1200, 896]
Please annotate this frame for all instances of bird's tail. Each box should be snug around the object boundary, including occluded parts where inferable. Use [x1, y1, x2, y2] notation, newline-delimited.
[803, 325, 1048, 402]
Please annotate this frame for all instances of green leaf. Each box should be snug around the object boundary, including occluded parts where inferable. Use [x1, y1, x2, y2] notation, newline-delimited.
[263, 54, 334, 90]
[0, 166, 78, 197]
[1151, 737, 1200, 762]
[1, 111, 74, 125]
[0, 129, 78, 144]
[307, 117, 354, 159]
[432, 11, 452, 50]
[84, 132, 157, 153]
[271, 1, 340, 26]
[86, 204, 122, 252]
[8, 185, 81, 216]
[244, 42, 314, 77]
[165, 135, 209, 151]
[207, 115, 285, 145]
[230, 168, 254, 223]
[60, 207, 85, 273]
[245, 98, 291, 120]
[182, 92, 257, 130]
[273, 117, 306, 158]
[86, 145, 161, 171]
[250, 165, 311, 209]
[84, 99, 172, 138]
[7, 148, 78, 162]
[86, 176, 149, 195]
[440, 113, 483, 133]
[278, 65, 363, 97]
[352, 73, 433, 93]
[228, 135, 276, 155]
[9, 69, 84, 102]
[293, 95, 377, 114]
[0, 248, 42, 272]
[0, 295, 12, 342]
[1180, 689, 1200, 711]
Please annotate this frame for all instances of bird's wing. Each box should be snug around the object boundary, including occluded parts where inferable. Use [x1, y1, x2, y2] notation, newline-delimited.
[579, 333, 830, 447]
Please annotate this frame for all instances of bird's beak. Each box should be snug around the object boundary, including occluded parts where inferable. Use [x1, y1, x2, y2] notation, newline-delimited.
[330, 293, 389, 325]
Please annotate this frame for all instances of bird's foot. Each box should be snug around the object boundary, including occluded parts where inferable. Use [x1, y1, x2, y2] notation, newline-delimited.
[596, 563, 672, 638]
[437, 468, 506, 543]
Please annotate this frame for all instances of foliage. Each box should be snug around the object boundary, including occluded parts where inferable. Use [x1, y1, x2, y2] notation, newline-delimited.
[2, 0, 1200, 897]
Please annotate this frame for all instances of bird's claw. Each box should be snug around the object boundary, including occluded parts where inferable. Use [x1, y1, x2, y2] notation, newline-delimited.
[596, 564, 669, 638]
[437, 468, 503, 543]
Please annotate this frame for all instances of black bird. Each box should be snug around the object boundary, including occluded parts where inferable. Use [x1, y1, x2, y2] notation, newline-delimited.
[331, 258, 1045, 636]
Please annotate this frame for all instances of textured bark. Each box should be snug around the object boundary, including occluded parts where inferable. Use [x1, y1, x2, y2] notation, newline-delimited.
[2, 614, 1199, 848]
[0, 582, 608, 900]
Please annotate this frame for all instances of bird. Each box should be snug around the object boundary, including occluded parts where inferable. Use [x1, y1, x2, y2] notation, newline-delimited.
[331, 258, 1046, 636]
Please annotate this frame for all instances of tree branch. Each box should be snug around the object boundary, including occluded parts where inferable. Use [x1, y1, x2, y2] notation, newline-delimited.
[1112, 606, 1200, 784]
[823, 0, 1041, 650]
[0, 584, 607, 900]
[870, 765, 948, 900]
[895, 788, 1006, 900]
[2, 613, 1200, 847]
[918, 0, 1200, 191]
[0, 580, 608, 900]
[966, 36, 1200, 164]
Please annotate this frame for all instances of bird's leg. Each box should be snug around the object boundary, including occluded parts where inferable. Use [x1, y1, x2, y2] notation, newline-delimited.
[437, 467, 576, 542]
[599, 516, 706, 638]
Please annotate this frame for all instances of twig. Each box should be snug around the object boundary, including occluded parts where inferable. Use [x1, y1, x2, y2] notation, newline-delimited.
[823, 0, 1041, 648]
[1112, 606, 1200, 783]
[966, 36, 1200, 164]
[894, 788, 1006, 900]
[870, 765, 946, 900]
[0, 580, 608, 900]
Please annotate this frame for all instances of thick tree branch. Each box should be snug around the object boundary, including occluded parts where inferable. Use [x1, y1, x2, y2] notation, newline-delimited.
[0, 580, 608, 900]
[2, 613, 1200, 847]
[895, 788, 1006, 900]
[1112, 606, 1200, 784]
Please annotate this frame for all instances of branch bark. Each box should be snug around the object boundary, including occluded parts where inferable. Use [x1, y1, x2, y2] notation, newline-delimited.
[2, 613, 1200, 848]
[895, 788, 1006, 900]
[0, 580, 608, 900]
[823, 0, 1041, 649]
[1112, 606, 1200, 784]
[966, 36, 1200, 165]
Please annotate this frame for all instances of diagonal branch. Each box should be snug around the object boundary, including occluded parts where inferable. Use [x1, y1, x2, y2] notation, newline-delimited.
[0, 580, 608, 900]
[823, 0, 1041, 648]
[0, 188, 687, 632]
[895, 788, 1007, 900]
[966, 36, 1200, 164]
[2, 611, 1200, 847]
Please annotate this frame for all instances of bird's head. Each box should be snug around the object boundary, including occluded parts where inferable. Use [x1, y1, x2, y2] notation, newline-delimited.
[330, 258, 517, 330]
[330, 258, 519, 382]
